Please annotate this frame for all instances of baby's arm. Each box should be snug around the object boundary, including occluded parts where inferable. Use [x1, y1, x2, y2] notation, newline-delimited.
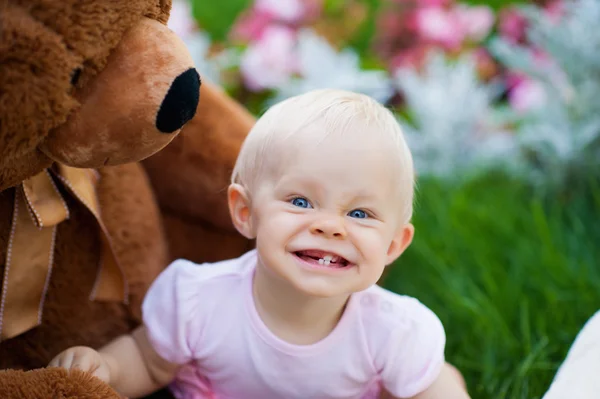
[49, 325, 179, 398]
[376, 297, 470, 399]
[402, 363, 470, 399]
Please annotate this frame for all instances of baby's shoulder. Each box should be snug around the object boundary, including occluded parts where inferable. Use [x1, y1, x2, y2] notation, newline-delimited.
[353, 288, 446, 398]
[159, 249, 256, 297]
[352, 286, 445, 365]
[354, 285, 439, 331]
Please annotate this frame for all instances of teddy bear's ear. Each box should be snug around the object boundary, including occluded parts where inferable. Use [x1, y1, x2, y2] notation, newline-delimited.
[0, 3, 82, 180]
[147, 0, 173, 24]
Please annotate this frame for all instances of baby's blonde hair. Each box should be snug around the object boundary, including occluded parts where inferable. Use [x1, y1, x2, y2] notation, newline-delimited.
[231, 89, 415, 223]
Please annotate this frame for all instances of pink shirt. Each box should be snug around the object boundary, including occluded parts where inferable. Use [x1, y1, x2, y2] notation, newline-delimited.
[142, 250, 446, 399]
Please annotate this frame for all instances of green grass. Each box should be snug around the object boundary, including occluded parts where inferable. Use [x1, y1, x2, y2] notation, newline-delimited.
[382, 174, 600, 399]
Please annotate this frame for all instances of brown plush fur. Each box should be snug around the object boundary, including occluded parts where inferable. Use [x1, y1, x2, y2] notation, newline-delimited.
[0, 0, 253, 397]
[0, 368, 121, 399]
[142, 80, 256, 263]
[0, 163, 165, 370]
[0, 1, 178, 188]
[39, 18, 197, 168]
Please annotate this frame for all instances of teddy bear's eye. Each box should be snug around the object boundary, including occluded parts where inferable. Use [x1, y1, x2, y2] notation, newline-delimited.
[70, 68, 82, 85]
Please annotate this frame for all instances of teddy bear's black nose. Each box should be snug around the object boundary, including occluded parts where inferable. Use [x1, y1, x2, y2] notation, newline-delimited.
[156, 68, 201, 133]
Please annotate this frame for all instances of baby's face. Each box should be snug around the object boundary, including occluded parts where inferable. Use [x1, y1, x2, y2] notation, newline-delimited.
[250, 129, 412, 298]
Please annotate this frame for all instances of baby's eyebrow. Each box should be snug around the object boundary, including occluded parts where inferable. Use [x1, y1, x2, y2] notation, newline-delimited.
[349, 191, 379, 202]
[274, 175, 321, 192]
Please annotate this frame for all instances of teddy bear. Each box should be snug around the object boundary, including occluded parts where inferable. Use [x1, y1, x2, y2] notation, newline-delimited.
[0, 0, 253, 397]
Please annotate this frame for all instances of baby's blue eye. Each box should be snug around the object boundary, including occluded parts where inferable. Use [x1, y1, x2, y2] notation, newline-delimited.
[291, 197, 311, 208]
[348, 209, 368, 219]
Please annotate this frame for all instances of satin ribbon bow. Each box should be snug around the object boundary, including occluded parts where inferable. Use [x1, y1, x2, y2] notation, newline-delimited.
[0, 164, 128, 341]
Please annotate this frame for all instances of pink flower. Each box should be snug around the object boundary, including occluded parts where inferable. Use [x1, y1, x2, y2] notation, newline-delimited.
[499, 8, 528, 44]
[455, 5, 494, 42]
[415, 7, 464, 50]
[300, 0, 324, 22]
[420, 0, 453, 7]
[167, 0, 198, 40]
[544, 0, 565, 24]
[507, 74, 546, 113]
[255, 0, 305, 23]
[240, 25, 298, 91]
[231, 0, 322, 42]
[388, 0, 451, 4]
[231, 10, 274, 42]
[389, 45, 431, 71]
[531, 48, 552, 69]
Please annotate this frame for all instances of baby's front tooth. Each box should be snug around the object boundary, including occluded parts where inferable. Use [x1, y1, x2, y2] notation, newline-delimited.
[324, 259, 331, 265]
[318, 258, 325, 265]
[324, 255, 333, 262]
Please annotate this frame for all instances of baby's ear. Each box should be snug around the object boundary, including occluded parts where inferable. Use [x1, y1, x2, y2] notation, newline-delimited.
[385, 223, 414, 265]
[228, 184, 255, 239]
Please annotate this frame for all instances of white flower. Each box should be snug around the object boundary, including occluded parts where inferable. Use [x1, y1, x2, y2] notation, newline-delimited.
[455, 5, 495, 42]
[395, 52, 516, 178]
[272, 29, 394, 104]
[416, 7, 464, 49]
[167, 0, 197, 40]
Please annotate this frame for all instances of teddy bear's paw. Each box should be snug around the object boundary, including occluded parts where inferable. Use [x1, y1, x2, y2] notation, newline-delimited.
[0, 367, 122, 399]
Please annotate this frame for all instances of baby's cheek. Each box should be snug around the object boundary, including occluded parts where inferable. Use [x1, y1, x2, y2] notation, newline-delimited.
[348, 232, 383, 267]
[259, 212, 300, 241]
[276, 212, 307, 230]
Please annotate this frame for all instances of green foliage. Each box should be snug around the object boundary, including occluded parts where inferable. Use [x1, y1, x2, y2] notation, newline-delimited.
[461, 0, 531, 11]
[190, 0, 251, 42]
[346, 0, 382, 57]
[382, 175, 600, 398]
[323, 0, 351, 12]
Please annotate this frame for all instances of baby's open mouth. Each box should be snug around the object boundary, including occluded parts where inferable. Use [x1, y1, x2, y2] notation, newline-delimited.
[294, 250, 350, 268]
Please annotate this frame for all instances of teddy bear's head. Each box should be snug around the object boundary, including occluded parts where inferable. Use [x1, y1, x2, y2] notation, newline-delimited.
[0, 0, 200, 190]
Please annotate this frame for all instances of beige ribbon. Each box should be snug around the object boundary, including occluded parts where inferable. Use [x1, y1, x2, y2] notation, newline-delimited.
[0, 164, 128, 341]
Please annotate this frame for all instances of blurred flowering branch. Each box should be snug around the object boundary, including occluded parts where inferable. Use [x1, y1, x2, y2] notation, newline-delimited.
[490, 0, 600, 188]
[168, 0, 600, 190]
[396, 52, 516, 179]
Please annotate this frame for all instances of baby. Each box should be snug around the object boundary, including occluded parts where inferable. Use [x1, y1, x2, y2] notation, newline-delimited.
[49, 89, 469, 399]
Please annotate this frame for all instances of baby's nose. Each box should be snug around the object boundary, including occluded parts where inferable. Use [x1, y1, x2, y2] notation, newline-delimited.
[310, 218, 347, 238]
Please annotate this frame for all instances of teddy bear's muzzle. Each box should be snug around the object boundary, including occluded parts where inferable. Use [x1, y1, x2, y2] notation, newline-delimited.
[39, 18, 200, 168]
